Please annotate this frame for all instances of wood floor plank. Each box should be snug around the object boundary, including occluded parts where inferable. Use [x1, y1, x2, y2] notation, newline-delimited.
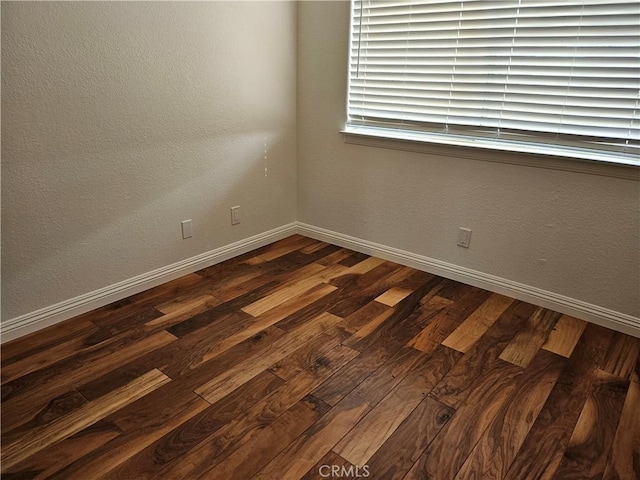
[276, 263, 417, 336]
[82, 307, 166, 346]
[407, 359, 523, 480]
[70, 324, 283, 407]
[158, 311, 261, 378]
[104, 371, 285, 480]
[1, 319, 98, 365]
[194, 312, 344, 404]
[2, 420, 123, 480]
[144, 294, 221, 330]
[394, 269, 436, 292]
[197, 252, 265, 274]
[156, 325, 289, 400]
[332, 382, 421, 466]
[1, 389, 89, 447]
[343, 275, 445, 353]
[1, 331, 103, 395]
[167, 284, 336, 376]
[300, 240, 331, 254]
[453, 349, 566, 480]
[275, 267, 400, 333]
[194, 396, 329, 480]
[333, 345, 461, 466]
[327, 261, 409, 318]
[364, 396, 454, 480]
[311, 280, 447, 406]
[342, 305, 396, 348]
[435, 278, 478, 302]
[271, 289, 349, 332]
[253, 234, 319, 261]
[277, 243, 344, 267]
[51, 393, 209, 480]
[163, 250, 339, 337]
[268, 329, 348, 381]
[195, 248, 266, 277]
[165, 297, 264, 338]
[314, 247, 355, 266]
[552, 369, 629, 480]
[313, 280, 441, 405]
[502, 323, 614, 480]
[341, 300, 392, 334]
[1, 369, 170, 472]
[374, 287, 413, 307]
[75, 273, 204, 329]
[252, 347, 427, 480]
[154, 344, 358, 479]
[202, 257, 282, 302]
[194, 250, 286, 295]
[600, 332, 640, 380]
[238, 245, 342, 280]
[233, 279, 338, 337]
[1, 235, 630, 480]
[542, 314, 587, 358]
[256, 265, 345, 314]
[499, 307, 562, 368]
[310, 344, 397, 407]
[429, 300, 538, 409]
[384, 266, 428, 289]
[2, 329, 175, 404]
[250, 395, 372, 480]
[241, 263, 343, 317]
[405, 297, 454, 353]
[407, 287, 492, 353]
[152, 290, 220, 316]
[1, 330, 176, 433]
[108, 273, 206, 311]
[107, 379, 206, 435]
[338, 251, 371, 267]
[602, 367, 640, 480]
[239, 244, 342, 287]
[441, 292, 514, 353]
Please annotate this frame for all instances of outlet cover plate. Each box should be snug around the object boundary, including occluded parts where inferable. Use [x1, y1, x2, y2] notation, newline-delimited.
[231, 206, 241, 225]
[457, 227, 471, 248]
[181, 219, 193, 239]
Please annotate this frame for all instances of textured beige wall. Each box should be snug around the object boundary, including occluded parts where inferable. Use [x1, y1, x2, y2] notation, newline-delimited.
[2, 2, 297, 319]
[297, 1, 640, 317]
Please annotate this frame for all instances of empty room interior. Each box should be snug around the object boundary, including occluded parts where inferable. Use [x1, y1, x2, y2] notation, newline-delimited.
[1, 1, 639, 479]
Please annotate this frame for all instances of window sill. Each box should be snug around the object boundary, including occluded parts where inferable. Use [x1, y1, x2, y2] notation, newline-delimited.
[341, 126, 639, 181]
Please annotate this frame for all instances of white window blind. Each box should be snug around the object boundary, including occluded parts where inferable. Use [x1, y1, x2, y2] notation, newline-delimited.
[346, 0, 640, 164]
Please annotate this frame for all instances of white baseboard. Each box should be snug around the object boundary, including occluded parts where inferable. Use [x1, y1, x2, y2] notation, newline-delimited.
[297, 222, 640, 338]
[3, 220, 638, 343]
[0, 223, 297, 343]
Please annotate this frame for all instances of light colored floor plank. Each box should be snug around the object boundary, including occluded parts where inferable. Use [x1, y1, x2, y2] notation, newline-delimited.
[442, 293, 514, 353]
[1, 369, 170, 471]
[542, 314, 587, 358]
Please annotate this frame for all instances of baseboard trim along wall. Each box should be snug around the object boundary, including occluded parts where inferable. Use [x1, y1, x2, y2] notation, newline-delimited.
[0, 223, 297, 343]
[297, 223, 640, 339]
[2, 221, 638, 343]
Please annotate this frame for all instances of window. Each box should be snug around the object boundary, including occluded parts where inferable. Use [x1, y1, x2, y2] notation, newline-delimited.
[345, 0, 640, 166]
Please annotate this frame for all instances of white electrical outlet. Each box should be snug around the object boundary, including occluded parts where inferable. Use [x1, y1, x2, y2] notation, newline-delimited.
[457, 227, 471, 248]
[181, 219, 193, 239]
[231, 206, 241, 225]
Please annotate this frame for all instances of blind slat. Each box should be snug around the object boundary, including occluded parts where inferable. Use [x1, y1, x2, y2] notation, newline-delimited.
[347, 0, 640, 156]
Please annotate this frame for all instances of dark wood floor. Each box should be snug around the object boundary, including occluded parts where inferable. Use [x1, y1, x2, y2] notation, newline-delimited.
[2, 235, 639, 480]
